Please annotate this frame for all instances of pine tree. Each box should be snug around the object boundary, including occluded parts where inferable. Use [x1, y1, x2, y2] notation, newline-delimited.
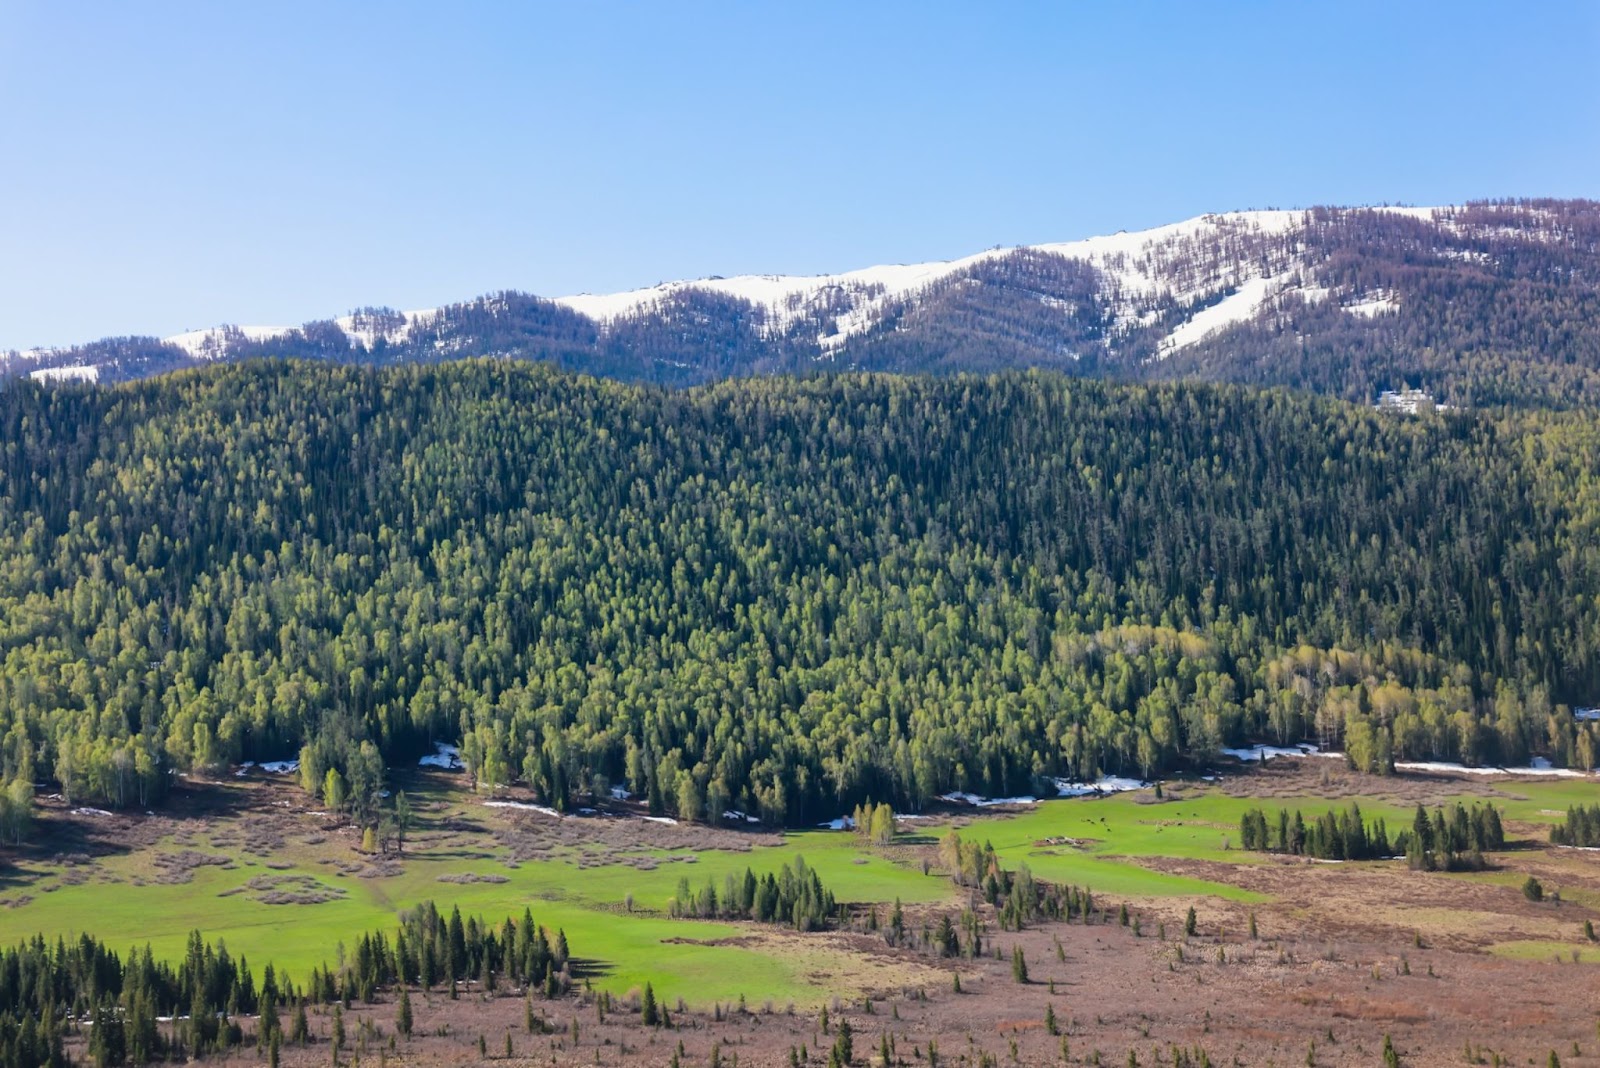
[396, 987, 412, 1038]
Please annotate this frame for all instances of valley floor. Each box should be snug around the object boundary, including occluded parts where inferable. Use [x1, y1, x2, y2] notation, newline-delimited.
[3, 759, 1597, 1066]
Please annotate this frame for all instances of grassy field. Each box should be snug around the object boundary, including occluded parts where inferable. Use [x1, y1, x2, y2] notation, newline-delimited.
[2, 763, 1595, 1008]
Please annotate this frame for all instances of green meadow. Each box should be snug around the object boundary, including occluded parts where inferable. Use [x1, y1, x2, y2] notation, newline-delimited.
[1, 769, 1593, 1007]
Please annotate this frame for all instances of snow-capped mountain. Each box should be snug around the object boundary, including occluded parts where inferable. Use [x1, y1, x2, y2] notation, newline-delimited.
[9, 200, 1599, 408]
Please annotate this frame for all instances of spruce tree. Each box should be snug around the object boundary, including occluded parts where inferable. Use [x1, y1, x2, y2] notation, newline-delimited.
[396, 987, 412, 1038]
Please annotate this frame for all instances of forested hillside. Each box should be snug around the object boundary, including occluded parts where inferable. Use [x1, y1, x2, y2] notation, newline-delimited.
[1, 362, 1598, 827]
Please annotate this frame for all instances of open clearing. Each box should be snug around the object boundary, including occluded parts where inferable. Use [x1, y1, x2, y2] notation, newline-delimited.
[3, 758, 1598, 1064]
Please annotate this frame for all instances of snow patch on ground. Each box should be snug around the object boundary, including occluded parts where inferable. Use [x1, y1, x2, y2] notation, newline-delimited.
[1054, 775, 1149, 797]
[939, 792, 1039, 808]
[722, 809, 761, 824]
[71, 807, 114, 817]
[1394, 756, 1593, 778]
[236, 760, 299, 777]
[484, 800, 561, 817]
[641, 816, 678, 825]
[419, 742, 463, 770]
[1221, 743, 1335, 762]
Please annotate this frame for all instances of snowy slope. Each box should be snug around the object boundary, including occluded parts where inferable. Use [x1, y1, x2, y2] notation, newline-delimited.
[551, 207, 1444, 352]
[13, 203, 1488, 382]
[165, 324, 296, 359]
[28, 364, 99, 383]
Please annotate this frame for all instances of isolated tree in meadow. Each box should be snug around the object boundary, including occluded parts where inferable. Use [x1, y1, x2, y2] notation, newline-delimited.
[396, 986, 412, 1038]
[869, 803, 896, 846]
[1012, 945, 1029, 983]
[393, 790, 413, 853]
[323, 768, 347, 813]
[642, 982, 660, 1026]
[830, 1018, 854, 1067]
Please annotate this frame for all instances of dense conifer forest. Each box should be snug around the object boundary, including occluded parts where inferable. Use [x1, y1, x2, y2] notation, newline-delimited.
[2, 361, 1599, 830]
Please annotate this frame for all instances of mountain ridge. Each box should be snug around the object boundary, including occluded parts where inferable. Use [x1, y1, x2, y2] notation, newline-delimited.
[8, 198, 1598, 407]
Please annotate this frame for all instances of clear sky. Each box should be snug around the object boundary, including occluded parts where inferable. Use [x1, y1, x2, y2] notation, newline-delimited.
[3, 0, 1597, 350]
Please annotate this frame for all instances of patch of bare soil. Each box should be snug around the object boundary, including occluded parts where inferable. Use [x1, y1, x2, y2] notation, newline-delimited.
[151, 850, 236, 884]
[495, 807, 776, 869]
[220, 872, 347, 905]
[1218, 756, 1523, 806]
[437, 872, 511, 884]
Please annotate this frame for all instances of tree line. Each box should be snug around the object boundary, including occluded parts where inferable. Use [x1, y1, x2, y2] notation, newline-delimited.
[0, 899, 570, 1067]
[669, 856, 838, 931]
[1550, 804, 1600, 847]
[1237, 801, 1504, 870]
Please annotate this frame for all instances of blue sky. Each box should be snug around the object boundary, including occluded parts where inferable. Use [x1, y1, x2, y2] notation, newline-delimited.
[2, 0, 1597, 350]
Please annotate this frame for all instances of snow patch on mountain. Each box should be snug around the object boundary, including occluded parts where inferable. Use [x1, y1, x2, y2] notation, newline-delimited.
[165, 324, 294, 359]
[13, 203, 1459, 372]
[29, 364, 100, 383]
[1345, 291, 1400, 317]
[333, 309, 439, 349]
[552, 207, 1445, 353]
[1157, 275, 1284, 357]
